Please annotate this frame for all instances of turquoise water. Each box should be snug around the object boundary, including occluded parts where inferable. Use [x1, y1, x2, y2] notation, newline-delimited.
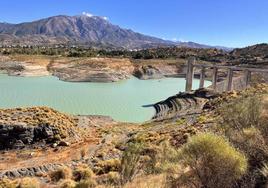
[0, 74, 211, 122]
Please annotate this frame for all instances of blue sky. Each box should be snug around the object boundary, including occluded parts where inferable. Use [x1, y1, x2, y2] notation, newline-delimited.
[0, 0, 267, 48]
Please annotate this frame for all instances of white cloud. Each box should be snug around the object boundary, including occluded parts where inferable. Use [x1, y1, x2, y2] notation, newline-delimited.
[82, 12, 94, 17]
[168, 37, 189, 42]
[178, 38, 189, 43]
[82, 12, 109, 21]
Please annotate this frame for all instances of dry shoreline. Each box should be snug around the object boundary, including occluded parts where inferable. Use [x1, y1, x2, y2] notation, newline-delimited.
[0, 55, 216, 82]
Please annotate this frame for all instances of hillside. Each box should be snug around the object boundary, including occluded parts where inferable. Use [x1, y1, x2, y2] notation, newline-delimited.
[0, 14, 230, 50]
[231, 43, 268, 58]
[0, 15, 174, 49]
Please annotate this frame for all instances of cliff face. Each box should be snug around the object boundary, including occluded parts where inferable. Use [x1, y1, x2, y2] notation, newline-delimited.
[0, 55, 190, 82]
[48, 57, 135, 82]
[133, 64, 183, 79]
[0, 56, 136, 82]
[0, 61, 49, 76]
[0, 107, 79, 150]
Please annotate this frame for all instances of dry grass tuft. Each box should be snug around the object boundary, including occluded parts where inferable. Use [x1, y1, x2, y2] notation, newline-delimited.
[75, 179, 97, 188]
[73, 165, 95, 181]
[123, 174, 166, 188]
[17, 177, 40, 188]
[0, 178, 18, 188]
[58, 179, 77, 188]
[50, 166, 73, 182]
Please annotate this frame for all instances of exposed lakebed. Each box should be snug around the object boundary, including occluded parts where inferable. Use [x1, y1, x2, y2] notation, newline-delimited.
[0, 74, 211, 122]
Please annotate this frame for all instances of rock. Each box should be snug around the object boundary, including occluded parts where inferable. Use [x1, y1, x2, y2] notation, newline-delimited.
[134, 64, 180, 80]
[12, 140, 25, 149]
[0, 123, 35, 149]
[0, 107, 78, 150]
[134, 65, 164, 79]
[58, 141, 70, 147]
[194, 88, 219, 98]
[0, 163, 63, 178]
[49, 58, 134, 82]
[0, 61, 49, 77]
[51, 143, 58, 148]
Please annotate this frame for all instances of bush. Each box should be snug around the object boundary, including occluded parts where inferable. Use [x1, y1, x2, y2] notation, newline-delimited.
[123, 174, 166, 188]
[73, 165, 94, 181]
[120, 142, 144, 184]
[144, 141, 180, 174]
[94, 159, 121, 175]
[217, 95, 268, 187]
[98, 171, 121, 185]
[255, 163, 268, 188]
[231, 127, 268, 165]
[260, 163, 268, 178]
[17, 177, 40, 188]
[176, 133, 247, 188]
[219, 96, 262, 133]
[50, 166, 73, 182]
[0, 178, 17, 188]
[59, 179, 77, 188]
[75, 179, 97, 188]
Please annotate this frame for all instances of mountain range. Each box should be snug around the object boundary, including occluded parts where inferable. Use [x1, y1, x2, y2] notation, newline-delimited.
[0, 14, 230, 50]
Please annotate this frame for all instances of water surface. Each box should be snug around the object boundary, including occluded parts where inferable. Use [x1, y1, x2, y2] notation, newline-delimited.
[0, 74, 211, 122]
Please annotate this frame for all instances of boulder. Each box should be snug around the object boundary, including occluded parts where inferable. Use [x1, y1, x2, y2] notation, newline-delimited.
[58, 141, 70, 147]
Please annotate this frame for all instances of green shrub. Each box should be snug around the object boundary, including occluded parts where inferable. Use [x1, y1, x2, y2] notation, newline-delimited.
[176, 133, 247, 188]
[218, 96, 268, 187]
[144, 141, 180, 174]
[120, 142, 144, 184]
[219, 96, 262, 133]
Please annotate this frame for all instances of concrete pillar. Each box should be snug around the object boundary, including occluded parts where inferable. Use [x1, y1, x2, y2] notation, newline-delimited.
[226, 68, 234, 91]
[199, 66, 206, 89]
[212, 67, 218, 90]
[185, 57, 195, 92]
[244, 69, 251, 87]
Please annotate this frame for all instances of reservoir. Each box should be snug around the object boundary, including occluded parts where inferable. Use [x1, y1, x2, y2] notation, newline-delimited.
[0, 74, 211, 122]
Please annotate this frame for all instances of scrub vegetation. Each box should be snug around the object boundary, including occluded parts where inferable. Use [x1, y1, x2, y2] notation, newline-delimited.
[0, 81, 267, 188]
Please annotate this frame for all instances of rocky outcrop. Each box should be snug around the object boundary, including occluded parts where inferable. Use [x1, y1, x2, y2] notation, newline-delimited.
[49, 58, 135, 82]
[0, 123, 65, 150]
[0, 107, 79, 150]
[0, 61, 49, 76]
[151, 88, 219, 120]
[0, 163, 63, 178]
[133, 64, 183, 79]
[0, 56, 136, 82]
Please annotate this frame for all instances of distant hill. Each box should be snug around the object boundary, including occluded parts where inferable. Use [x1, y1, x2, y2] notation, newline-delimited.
[0, 15, 229, 50]
[231, 43, 268, 58]
[176, 41, 232, 51]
